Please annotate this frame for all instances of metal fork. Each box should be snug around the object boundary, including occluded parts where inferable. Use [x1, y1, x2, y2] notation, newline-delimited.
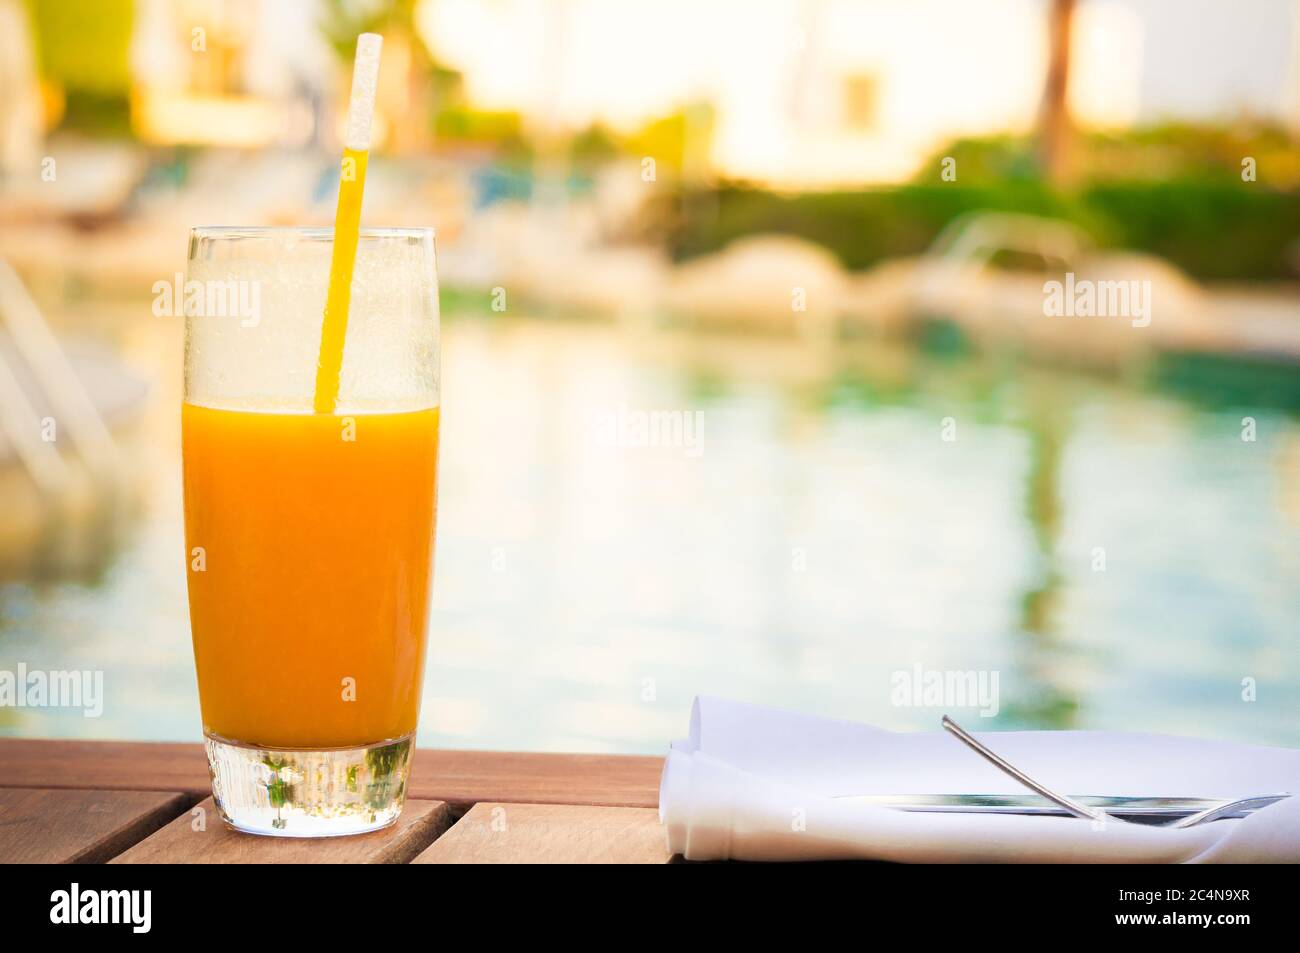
[940, 715, 1289, 829]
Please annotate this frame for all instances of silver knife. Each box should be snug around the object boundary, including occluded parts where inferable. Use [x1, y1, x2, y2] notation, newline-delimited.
[832, 793, 1288, 822]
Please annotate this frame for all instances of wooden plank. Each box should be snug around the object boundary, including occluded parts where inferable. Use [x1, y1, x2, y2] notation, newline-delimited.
[410, 750, 662, 808]
[111, 797, 450, 864]
[0, 739, 663, 808]
[0, 788, 187, 864]
[413, 803, 670, 864]
[0, 739, 211, 798]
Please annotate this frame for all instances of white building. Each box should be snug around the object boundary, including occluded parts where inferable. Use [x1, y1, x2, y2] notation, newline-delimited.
[417, 0, 1300, 185]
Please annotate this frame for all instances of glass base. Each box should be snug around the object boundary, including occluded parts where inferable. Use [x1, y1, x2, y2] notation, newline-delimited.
[204, 731, 415, 837]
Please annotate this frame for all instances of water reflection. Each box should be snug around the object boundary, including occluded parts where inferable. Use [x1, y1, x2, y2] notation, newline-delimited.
[1007, 387, 1078, 728]
[1, 308, 1298, 752]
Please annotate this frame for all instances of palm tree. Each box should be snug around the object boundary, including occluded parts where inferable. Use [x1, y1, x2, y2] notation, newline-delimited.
[1039, 0, 1076, 184]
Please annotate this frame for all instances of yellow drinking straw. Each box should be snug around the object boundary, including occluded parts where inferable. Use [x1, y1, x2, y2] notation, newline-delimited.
[314, 33, 383, 415]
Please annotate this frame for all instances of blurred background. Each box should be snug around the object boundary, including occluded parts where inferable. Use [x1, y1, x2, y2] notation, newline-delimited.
[1, 0, 1298, 753]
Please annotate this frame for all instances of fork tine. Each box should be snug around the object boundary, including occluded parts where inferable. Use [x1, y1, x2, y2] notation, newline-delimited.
[1169, 794, 1291, 829]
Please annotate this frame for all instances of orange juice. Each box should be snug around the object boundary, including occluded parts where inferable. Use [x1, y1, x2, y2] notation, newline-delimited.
[181, 403, 439, 749]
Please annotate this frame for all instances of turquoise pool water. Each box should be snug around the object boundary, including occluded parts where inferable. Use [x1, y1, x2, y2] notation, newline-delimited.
[2, 311, 1298, 752]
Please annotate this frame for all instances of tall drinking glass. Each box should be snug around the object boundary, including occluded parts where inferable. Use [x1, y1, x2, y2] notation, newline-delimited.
[182, 226, 440, 836]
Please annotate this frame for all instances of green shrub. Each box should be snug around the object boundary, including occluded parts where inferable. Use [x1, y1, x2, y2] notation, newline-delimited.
[664, 181, 1300, 282]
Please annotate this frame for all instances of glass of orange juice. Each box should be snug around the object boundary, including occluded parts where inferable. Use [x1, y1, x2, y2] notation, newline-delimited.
[182, 226, 439, 836]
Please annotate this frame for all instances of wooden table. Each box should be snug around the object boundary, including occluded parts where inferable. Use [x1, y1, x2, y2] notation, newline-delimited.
[0, 738, 671, 864]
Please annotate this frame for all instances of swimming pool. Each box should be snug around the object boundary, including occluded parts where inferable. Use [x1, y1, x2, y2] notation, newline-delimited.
[2, 310, 1298, 752]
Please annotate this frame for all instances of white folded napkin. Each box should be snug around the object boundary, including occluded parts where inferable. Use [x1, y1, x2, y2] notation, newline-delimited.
[660, 697, 1300, 863]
